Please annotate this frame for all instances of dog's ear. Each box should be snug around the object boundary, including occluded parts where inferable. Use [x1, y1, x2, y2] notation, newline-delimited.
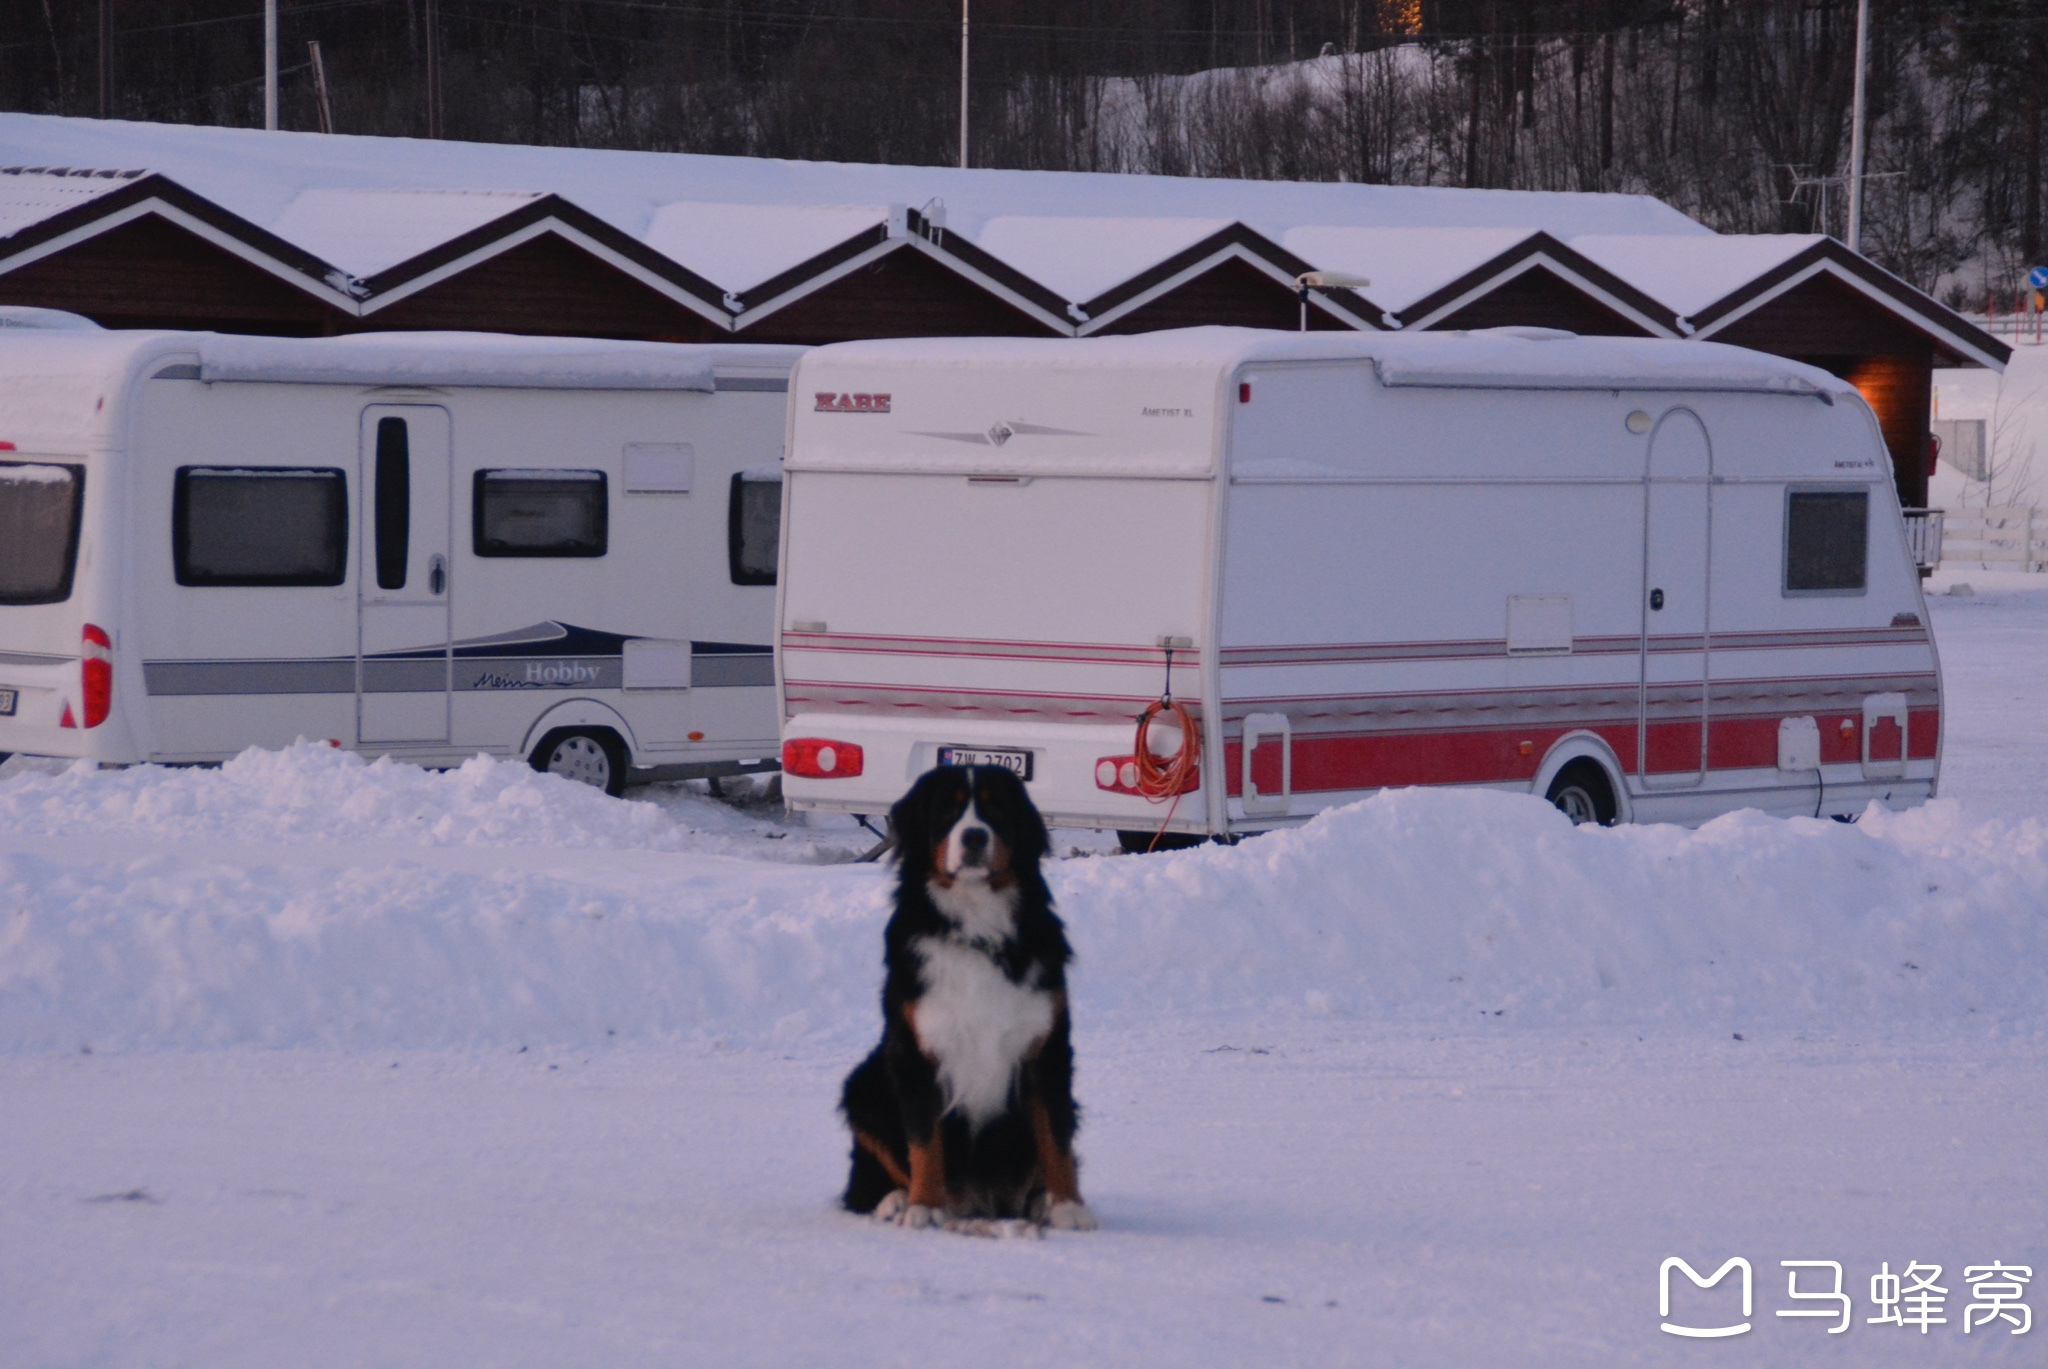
[978, 767, 1048, 866]
[889, 767, 963, 866]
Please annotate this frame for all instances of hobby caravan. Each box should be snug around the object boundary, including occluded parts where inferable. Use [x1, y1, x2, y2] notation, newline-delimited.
[775, 328, 1940, 837]
[0, 328, 802, 793]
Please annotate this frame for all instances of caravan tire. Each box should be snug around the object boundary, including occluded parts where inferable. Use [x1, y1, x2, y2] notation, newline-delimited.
[1545, 760, 1617, 827]
[531, 727, 628, 797]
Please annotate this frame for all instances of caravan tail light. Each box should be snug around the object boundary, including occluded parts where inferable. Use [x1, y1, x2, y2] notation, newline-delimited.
[783, 737, 863, 779]
[80, 623, 112, 728]
[1096, 753, 1198, 796]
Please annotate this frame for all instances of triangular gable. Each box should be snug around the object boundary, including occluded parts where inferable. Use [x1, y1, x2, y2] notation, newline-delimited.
[1071, 221, 1379, 335]
[352, 193, 729, 330]
[1684, 238, 2009, 370]
[727, 207, 1073, 337]
[0, 166, 360, 311]
[1389, 231, 1679, 336]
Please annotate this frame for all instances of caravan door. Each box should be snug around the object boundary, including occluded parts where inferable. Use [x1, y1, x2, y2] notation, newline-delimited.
[358, 405, 452, 744]
[1639, 409, 1712, 787]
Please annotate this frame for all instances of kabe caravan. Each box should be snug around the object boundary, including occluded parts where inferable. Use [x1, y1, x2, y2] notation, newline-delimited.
[0, 328, 803, 793]
[776, 328, 1939, 836]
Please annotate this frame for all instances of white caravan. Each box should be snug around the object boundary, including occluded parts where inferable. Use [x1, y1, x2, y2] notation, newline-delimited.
[775, 328, 1939, 838]
[0, 328, 803, 793]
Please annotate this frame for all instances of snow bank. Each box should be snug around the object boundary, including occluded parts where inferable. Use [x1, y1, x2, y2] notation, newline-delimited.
[1, 745, 2042, 1051]
[0, 744, 733, 853]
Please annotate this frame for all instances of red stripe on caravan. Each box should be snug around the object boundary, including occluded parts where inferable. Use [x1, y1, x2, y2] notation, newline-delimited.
[1224, 709, 1939, 796]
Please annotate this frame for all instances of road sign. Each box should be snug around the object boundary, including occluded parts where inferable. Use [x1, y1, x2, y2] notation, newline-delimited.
[2030, 265, 2048, 290]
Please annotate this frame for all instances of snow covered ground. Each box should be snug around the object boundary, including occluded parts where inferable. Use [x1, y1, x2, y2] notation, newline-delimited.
[4, 575, 2046, 1366]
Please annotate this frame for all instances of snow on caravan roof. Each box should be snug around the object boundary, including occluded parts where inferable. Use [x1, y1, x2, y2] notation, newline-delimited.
[192, 332, 727, 390]
[0, 330, 800, 452]
[790, 328, 1855, 479]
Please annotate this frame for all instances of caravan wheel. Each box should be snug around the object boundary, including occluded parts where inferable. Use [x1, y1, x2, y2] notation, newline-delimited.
[1544, 760, 1617, 827]
[531, 727, 628, 797]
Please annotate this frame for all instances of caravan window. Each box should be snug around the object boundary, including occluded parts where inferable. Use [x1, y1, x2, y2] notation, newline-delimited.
[473, 470, 607, 557]
[0, 461, 84, 604]
[173, 467, 348, 588]
[728, 472, 781, 585]
[1784, 488, 1868, 595]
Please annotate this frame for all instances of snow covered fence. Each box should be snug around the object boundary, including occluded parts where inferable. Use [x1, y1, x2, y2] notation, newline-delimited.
[0, 743, 2043, 1051]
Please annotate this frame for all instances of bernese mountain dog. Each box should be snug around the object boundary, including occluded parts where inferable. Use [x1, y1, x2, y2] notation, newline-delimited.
[838, 765, 1098, 1232]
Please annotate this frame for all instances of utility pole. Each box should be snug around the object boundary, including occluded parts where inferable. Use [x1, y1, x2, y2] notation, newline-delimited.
[309, 41, 333, 134]
[425, 0, 442, 138]
[97, 0, 111, 119]
[1845, 0, 1869, 251]
[959, 0, 969, 170]
[264, 0, 278, 131]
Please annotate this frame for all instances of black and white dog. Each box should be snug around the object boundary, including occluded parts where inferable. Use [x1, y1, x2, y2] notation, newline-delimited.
[839, 765, 1097, 1231]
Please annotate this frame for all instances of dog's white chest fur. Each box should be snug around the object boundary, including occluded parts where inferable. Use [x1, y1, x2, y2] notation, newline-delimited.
[912, 934, 1055, 1129]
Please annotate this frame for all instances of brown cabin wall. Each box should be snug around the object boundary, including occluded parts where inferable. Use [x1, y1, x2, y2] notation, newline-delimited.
[736, 248, 1057, 344]
[1423, 268, 1654, 336]
[1097, 257, 1349, 334]
[1710, 273, 1938, 510]
[352, 234, 725, 342]
[0, 215, 340, 336]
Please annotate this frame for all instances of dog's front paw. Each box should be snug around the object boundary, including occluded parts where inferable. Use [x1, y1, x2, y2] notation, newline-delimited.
[1046, 1199, 1098, 1231]
[870, 1189, 908, 1223]
[901, 1203, 942, 1230]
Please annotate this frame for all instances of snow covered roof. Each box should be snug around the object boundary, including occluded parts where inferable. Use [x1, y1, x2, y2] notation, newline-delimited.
[969, 215, 1237, 305]
[0, 166, 145, 237]
[1570, 233, 1824, 320]
[1279, 226, 1533, 313]
[0, 113, 1708, 244]
[271, 188, 546, 279]
[0, 114, 2006, 370]
[643, 202, 891, 295]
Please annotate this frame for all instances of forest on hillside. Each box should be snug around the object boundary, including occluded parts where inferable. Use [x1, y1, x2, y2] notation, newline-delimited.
[5, 2, 2047, 305]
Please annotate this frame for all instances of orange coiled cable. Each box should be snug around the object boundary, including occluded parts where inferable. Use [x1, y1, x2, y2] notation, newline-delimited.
[1133, 697, 1201, 802]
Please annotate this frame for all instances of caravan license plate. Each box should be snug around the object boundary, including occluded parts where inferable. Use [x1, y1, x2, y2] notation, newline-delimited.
[936, 745, 1033, 779]
[0, 688, 14, 717]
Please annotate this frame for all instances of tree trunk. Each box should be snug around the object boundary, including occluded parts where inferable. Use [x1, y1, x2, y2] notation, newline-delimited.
[2028, 32, 2044, 271]
[1599, 29, 1615, 178]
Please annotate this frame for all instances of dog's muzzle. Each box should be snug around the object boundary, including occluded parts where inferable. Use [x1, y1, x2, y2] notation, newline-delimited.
[947, 825, 996, 877]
